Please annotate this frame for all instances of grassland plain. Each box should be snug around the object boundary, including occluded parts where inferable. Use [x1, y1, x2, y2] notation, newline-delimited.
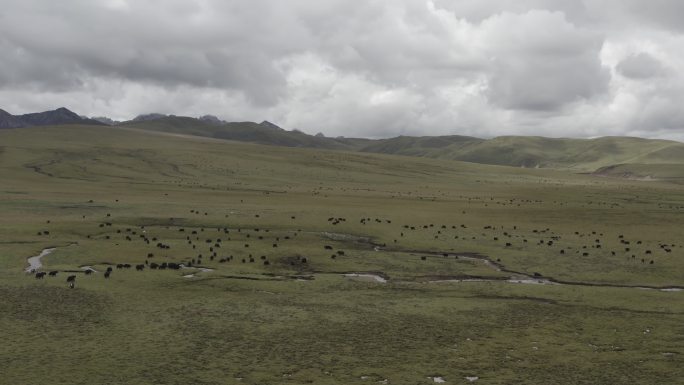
[1, 125, 684, 384]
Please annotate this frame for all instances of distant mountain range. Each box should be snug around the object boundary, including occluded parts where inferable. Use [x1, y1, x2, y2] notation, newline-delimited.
[3, 107, 684, 173]
[0, 107, 106, 128]
[116, 114, 684, 172]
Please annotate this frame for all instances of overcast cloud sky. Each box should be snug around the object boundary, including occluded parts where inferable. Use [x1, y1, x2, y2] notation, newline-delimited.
[1, 0, 684, 140]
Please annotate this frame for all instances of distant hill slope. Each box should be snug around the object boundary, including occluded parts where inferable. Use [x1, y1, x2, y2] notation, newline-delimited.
[358, 135, 485, 158]
[0, 109, 27, 128]
[593, 163, 684, 184]
[0, 107, 106, 128]
[119, 116, 368, 150]
[356, 135, 684, 171]
[118, 116, 684, 173]
[120, 115, 684, 171]
[4, 107, 684, 174]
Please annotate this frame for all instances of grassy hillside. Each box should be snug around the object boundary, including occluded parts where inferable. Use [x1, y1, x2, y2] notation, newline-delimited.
[2, 124, 684, 384]
[358, 135, 484, 158]
[120, 116, 684, 173]
[364, 135, 684, 171]
[121, 116, 362, 150]
[594, 163, 684, 183]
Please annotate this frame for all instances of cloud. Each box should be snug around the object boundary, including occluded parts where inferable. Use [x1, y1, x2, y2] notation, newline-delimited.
[616, 53, 667, 79]
[480, 10, 610, 111]
[598, 0, 684, 32]
[1, 0, 684, 140]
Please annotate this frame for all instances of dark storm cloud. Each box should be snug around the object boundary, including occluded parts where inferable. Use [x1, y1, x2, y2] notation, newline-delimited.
[1, 0, 684, 140]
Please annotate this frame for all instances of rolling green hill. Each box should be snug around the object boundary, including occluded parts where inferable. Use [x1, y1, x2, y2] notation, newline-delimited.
[360, 135, 684, 171]
[5, 109, 684, 176]
[119, 116, 684, 173]
[439, 136, 684, 171]
[593, 163, 684, 183]
[357, 135, 484, 158]
[120, 116, 364, 150]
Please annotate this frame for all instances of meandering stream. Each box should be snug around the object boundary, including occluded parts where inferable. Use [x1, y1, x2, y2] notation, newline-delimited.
[25, 248, 55, 272]
[322, 232, 684, 291]
[23, 236, 684, 293]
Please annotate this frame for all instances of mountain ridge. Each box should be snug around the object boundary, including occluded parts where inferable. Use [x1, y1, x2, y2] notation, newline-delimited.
[4, 107, 684, 174]
[0, 107, 106, 128]
[93, 115, 684, 173]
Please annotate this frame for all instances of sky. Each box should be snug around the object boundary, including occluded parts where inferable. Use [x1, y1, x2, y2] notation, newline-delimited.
[1, 0, 684, 140]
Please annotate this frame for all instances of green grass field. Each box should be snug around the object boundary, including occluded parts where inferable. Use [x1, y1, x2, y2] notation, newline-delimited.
[1, 125, 684, 384]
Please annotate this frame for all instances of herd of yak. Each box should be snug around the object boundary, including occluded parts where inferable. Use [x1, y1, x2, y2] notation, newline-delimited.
[27, 201, 679, 287]
[31, 263, 124, 289]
